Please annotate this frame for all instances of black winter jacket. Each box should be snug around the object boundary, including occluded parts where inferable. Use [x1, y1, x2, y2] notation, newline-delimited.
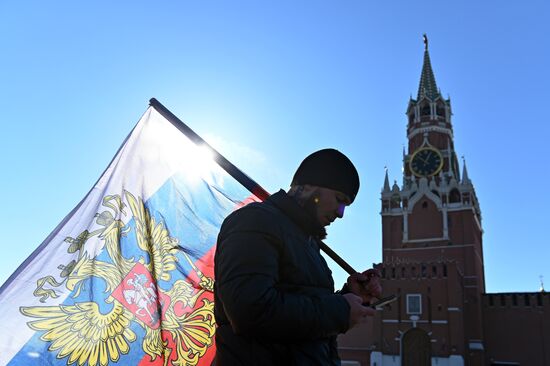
[214, 190, 350, 365]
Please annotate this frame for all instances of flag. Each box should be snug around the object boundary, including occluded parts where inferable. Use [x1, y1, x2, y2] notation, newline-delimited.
[0, 102, 263, 366]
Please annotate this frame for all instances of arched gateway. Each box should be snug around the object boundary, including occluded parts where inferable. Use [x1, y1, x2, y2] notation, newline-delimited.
[402, 328, 431, 366]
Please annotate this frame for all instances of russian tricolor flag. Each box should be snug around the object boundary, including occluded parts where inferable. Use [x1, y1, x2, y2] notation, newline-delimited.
[0, 100, 265, 366]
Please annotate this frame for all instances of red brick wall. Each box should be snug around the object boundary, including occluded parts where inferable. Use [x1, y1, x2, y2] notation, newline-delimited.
[408, 198, 443, 240]
[483, 292, 550, 366]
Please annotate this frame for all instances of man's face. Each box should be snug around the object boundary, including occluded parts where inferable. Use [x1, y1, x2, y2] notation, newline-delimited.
[305, 187, 352, 227]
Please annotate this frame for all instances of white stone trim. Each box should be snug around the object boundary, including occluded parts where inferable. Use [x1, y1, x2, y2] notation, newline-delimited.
[403, 319, 427, 323]
[468, 341, 484, 350]
[381, 319, 449, 324]
[408, 126, 453, 140]
[339, 346, 372, 351]
[447, 307, 460, 311]
[446, 202, 463, 209]
[385, 244, 485, 266]
[341, 361, 361, 366]
[381, 210, 405, 217]
[381, 319, 431, 324]
[442, 206, 448, 238]
[384, 243, 476, 251]
[473, 212, 483, 231]
[403, 211, 409, 242]
[372, 353, 464, 366]
[445, 206, 474, 212]
[402, 237, 447, 244]
[406, 179, 442, 211]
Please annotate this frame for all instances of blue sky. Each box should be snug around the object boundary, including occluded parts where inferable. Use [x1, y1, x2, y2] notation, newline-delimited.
[0, 1, 548, 293]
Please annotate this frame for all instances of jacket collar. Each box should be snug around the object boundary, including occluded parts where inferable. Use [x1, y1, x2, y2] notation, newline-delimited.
[267, 190, 327, 239]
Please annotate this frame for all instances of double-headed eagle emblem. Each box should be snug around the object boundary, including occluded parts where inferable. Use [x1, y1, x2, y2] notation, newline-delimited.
[21, 191, 216, 366]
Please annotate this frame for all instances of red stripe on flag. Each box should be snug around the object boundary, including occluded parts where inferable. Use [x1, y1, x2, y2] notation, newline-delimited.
[138, 194, 262, 366]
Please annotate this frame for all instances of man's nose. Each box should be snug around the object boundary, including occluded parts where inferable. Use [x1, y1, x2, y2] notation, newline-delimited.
[336, 203, 346, 218]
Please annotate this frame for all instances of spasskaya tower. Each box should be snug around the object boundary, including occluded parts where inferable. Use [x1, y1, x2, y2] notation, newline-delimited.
[377, 35, 485, 366]
[338, 35, 549, 366]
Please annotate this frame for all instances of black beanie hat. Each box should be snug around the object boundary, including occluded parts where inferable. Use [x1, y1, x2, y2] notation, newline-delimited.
[291, 148, 360, 203]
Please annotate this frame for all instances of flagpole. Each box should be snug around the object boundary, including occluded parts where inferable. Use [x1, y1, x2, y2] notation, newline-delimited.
[149, 98, 358, 275]
[149, 98, 270, 201]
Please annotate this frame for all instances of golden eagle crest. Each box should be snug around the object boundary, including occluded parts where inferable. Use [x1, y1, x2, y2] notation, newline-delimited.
[21, 191, 216, 366]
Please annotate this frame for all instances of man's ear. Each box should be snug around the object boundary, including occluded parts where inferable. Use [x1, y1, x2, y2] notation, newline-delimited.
[288, 185, 317, 204]
[301, 184, 316, 195]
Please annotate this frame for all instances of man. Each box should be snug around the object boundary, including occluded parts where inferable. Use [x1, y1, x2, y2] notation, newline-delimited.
[214, 148, 382, 365]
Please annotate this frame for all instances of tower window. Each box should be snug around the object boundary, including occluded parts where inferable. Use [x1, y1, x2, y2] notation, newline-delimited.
[392, 267, 396, 278]
[391, 194, 401, 208]
[436, 104, 445, 117]
[524, 294, 530, 306]
[443, 264, 447, 277]
[432, 265, 437, 277]
[449, 189, 461, 203]
[537, 294, 543, 306]
[421, 104, 431, 116]
[489, 295, 494, 306]
[512, 294, 518, 306]
[422, 201, 428, 208]
[500, 294, 506, 306]
[406, 294, 422, 314]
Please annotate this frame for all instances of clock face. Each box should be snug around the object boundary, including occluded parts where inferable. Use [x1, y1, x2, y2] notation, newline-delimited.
[410, 147, 443, 177]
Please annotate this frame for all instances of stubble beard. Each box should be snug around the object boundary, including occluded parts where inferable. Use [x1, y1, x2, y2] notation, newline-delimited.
[289, 186, 323, 228]
[302, 190, 322, 227]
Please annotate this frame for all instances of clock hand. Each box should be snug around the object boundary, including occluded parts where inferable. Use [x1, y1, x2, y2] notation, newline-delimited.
[424, 152, 432, 162]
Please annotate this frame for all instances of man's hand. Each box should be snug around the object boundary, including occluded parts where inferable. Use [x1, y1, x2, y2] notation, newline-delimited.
[343, 293, 376, 329]
[346, 268, 382, 305]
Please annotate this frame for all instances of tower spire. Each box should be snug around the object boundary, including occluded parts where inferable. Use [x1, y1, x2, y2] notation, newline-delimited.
[417, 34, 440, 100]
[383, 167, 390, 192]
[462, 157, 471, 185]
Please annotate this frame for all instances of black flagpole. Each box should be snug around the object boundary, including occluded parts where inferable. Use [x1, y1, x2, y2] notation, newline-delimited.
[149, 98, 270, 202]
[149, 98, 358, 275]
